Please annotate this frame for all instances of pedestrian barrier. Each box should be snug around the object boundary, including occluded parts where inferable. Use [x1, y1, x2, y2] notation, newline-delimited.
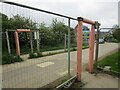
[1, 0, 101, 88]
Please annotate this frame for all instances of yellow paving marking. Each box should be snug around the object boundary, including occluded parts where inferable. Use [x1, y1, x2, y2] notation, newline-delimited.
[59, 69, 73, 76]
[37, 62, 54, 68]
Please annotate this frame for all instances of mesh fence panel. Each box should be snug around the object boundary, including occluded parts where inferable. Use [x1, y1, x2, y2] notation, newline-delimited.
[1, 1, 91, 88]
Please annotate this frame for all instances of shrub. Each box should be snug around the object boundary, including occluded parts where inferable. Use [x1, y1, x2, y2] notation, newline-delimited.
[71, 48, 76, 51]
[29, 53, 37, 58]
[37, 52, 43, 57]
[29, 52, 43, 58]
[112, 28, 120, 41]
[2, 55, 23, 65]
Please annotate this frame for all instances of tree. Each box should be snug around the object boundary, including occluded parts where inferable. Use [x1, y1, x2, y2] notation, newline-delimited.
[50, 18, 68, 34]
[1, 13, 38, 31]
[103, 33, 113, 41]
[1, 13, 77, 54]
[112, 27, 120, 41]
[0, 13, 10, 32]
[1, 13, 10, 54]
[39, 22, 49, 33]
[108, 24, 119, 34]
[9, 14, 37, 30]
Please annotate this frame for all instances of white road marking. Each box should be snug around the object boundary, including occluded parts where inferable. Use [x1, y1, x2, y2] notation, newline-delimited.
[36, 62, 54, 68]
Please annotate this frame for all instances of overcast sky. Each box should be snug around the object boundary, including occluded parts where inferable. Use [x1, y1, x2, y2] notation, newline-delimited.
[1, 0, 119, 31]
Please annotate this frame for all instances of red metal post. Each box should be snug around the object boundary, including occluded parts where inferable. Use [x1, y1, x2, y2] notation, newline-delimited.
[15, 31, 20, 56]
[83, 18, 95, 25]
[89, 25, 95, 73]
[17, 29, 30, 32]
[78, 17, 95, 25]
[77, 20, 83, 81]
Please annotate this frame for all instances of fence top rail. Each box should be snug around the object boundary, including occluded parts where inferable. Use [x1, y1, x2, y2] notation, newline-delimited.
[6, 29, 39, 32]
[1, 0, 77, 21]
[17, 29, 30, 32]
[5, 29, 75, 36]
[77, 17, 95, 25]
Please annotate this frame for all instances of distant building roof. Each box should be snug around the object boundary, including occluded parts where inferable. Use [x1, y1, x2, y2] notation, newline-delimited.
[74, 24, 89, 33]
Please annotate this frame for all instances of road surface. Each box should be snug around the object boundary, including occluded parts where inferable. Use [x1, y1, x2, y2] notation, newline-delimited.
[2, 43, 118, 88]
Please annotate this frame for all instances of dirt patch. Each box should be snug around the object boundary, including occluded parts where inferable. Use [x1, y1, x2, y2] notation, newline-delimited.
[42, 75, 68, 88]
[70, 81, 85, 88]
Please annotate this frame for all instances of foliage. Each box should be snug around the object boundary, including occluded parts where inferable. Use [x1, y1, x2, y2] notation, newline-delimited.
[37, 52, 43, 57]
[1, 13, 75, 57]
[39, 22, 49, 33]
[1, 13, 37, 32]
[98, 51, 120, 73]
[2, 55, 23, 65]
[40, 44, 64, 52]
[0, 13, 10, 32]
[1, 14, 38, 56]
[112, 28, 120, 42]
[110, 24, 119, 32]
[71, 48, 76, 51]
[29, 53, 38, 58]
[50, 18, 68, 34]
[28, 45, 89, 59]
[103, 24, 120, 42]
[29, 52, 43, 59]
[103, 33, 112, 42]
[9, 14, 37, 30]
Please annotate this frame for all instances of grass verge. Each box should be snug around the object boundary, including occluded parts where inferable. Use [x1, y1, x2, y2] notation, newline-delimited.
[98, 51, 120, 76]
[29, 46, 89, 59]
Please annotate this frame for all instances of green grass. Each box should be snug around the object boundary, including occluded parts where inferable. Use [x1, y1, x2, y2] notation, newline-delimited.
[3, 44, 89, 64]
[40, 44, 77, 52]
[4, 43, 86, 56]
[82, 36, 89, 39]
[98, 51, 120, 73]
[28, 46, 89, 59]
[40, 45, 65, 52]
[29, 51, 66, 59]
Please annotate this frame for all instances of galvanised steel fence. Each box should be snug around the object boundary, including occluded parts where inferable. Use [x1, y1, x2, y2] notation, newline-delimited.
[1, 1, 89, 88]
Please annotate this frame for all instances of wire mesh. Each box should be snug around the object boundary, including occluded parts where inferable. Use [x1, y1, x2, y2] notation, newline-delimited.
[1, 1, 93, 88]
[1, 2, 78, 88]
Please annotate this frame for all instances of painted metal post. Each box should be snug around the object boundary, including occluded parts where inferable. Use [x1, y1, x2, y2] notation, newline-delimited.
[94, 22, 100, 73]
[64, 34, 66, 51]
[30, 31, 33, 54]
[77, 19, 83, 81]
[6, 31, 11, 56]
[94, 29, 99, 73]
[68, 18, 70, 78]
[89, 25, 95, 73]
[14, 31, 20, 56]
[37, 31, 40, 53]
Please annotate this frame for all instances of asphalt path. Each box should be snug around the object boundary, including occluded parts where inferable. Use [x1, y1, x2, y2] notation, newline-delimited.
[2, 43, 118, 88]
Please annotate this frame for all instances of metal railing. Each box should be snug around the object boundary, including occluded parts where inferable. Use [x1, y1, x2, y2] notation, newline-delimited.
[1, 0, 94, 88]
[0, 0, 80, 88]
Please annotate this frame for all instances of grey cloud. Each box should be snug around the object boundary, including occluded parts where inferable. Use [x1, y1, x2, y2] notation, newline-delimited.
[0, 1, 118, 28]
